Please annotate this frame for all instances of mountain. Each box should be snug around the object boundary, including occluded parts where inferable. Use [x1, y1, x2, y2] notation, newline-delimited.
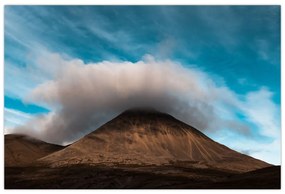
[5, 134, 63, 167]
[5, 109, 280, 189]
[40, 109, 270, 172]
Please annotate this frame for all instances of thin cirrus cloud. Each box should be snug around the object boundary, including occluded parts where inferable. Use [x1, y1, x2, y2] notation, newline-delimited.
[4, 108, 33, 132]
[8, 53, 280, 164]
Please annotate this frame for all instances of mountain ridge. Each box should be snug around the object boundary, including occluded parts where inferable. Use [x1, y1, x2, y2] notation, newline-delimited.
[5, 134, 64, 167]
[39, 109, 270, 172]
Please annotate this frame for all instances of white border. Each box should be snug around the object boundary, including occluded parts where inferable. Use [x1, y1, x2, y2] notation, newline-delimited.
[0, 0, 283, 193]
[0, 0, 284, 5]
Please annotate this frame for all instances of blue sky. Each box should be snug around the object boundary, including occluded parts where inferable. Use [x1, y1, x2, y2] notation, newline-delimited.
[4, 6, 281, 164]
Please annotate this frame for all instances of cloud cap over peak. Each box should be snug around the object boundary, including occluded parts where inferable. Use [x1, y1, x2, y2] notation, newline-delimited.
[9, 54, 278, 152]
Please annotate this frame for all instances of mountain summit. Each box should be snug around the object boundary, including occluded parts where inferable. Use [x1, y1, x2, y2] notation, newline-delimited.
[40, 109, 270, 172]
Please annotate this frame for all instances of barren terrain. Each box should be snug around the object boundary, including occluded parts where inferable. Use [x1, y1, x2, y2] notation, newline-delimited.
[4, 109, 280, 189]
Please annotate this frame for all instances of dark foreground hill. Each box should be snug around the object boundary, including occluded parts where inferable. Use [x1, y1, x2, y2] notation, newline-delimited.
[5, 134, 63, 167]
[4, 109, 280, 189]
[5, 165, 280, 189]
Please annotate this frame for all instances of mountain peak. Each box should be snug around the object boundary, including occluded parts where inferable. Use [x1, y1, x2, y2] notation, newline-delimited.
[95, 108, 197, 137]
[40, 110, 270, 172]
[120, 107, 176, 120]
[120, 107, 175, 120]
[122, 107, 160, 113]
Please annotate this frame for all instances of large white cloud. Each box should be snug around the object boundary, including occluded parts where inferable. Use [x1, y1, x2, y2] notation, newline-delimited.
[9, 53, 280, 164]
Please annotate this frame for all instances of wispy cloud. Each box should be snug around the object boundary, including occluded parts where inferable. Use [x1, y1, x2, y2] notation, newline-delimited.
[211, 128, 280, 165]
[4, 108, 33, 133]
[241, 88, 280, 138]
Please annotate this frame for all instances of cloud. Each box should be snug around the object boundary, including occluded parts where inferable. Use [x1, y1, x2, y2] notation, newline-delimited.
[8, 53, 279, 152]
[210, 127, 280, 165]
[4, 108, 34, 133]
[249, 139, 280, 165]
[241, 88, 280, 138]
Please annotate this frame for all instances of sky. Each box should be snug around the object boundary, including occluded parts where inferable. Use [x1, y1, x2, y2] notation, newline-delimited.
[4, 6, 281, 164]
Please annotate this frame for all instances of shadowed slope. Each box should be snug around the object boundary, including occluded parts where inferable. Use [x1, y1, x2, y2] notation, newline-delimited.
[5, 134, 64, 167]
[40, 109, 270, 172]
